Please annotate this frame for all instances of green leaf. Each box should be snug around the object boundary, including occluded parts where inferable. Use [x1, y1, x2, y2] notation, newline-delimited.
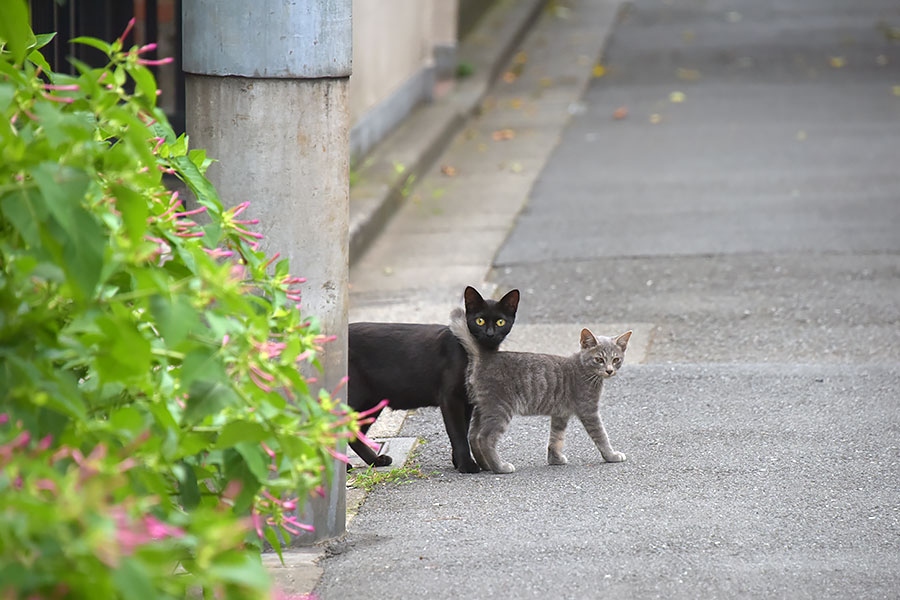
[112, 559, 157, 600]
[175, 431, 214, 458]
[180, 348, 228, 392]
[30, 32, 56, 51]
[31, 163, 104, 302]
[148, 295, 198, 349]
[26, 48, 52, 74]
[129, 64, 157, 105]
[1, 188, 46, 247]
[70, 36, 111, 57]
[183, 379, 238, 425]
[0, 82, 14, 111]
[265, 527, 284, 565]
[110, 406, 145, 432]
[207, 551, 271, 588]
[216, 421, 268, 450]
[0, 0, 33, 64]
[235, 441, 269, 483]
[110, 183, 149, 246]
[95, 315, 152, 383]
[174, 461, 201, 509]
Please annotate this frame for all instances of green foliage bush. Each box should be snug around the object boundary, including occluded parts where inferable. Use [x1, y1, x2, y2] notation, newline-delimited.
[0, 6, 357, 598]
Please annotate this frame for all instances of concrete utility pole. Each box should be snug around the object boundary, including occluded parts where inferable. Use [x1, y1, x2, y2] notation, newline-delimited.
[182, 0, 351, 544]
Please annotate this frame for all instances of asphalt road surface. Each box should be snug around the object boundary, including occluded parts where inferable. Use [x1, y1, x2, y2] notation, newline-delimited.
[318, 0, 900, 597]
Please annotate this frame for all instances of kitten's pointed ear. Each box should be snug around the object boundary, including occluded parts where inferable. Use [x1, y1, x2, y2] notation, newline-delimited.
[580, 328, 598, 349]
[615, 331, 633, 352]
[498, 289, 520, 314]
[464, 286, 485, 311]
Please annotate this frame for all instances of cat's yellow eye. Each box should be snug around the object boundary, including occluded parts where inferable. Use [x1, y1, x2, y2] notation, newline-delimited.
[475, 317, 485, 326]
[496, 319, 506, 327]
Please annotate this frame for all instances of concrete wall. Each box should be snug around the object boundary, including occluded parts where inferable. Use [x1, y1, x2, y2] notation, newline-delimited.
[349, 0, 457, 159]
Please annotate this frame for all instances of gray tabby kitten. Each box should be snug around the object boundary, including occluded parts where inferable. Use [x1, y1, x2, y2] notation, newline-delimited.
[449, 308, 631, 474]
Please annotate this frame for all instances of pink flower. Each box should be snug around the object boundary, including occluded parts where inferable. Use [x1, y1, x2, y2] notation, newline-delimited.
[223, 480, 242, 500]
[41, 93, 74, 103]
[172, 206, 207, 218]
[325, 446, 349, 464]
[204, 247, 235, 258]
[356, 398, 389, 419]
[234, 226, 264, 240]
[144, 515, 185, 539]
[251, 512, 264, 539]
[119, 17, 135, 44]
[249, 371, 273, 393]
[35, 479, 58, 493]
[282, 516, 314, 532]
[138, 57, 174, 66]
[261, 442, 276, 459]
[264, 252, 281, 269]
[249, 365, 274, 382]
[355, 431, 381, 452]
[0, 414, 8, 425]
[229, 201, 250, 217]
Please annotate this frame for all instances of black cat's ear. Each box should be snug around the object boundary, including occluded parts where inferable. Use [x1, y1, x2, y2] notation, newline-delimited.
[464, 286, 485, 312]
[615, 331, 632, 352]
[580, 328, 598, 349]
[498, 289, 520, 315]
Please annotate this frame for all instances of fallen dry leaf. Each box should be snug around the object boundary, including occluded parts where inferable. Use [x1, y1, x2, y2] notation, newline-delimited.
[513, 51, 528, 65]
[669, 91, 686, 103]
[503, 71, 518, 83]
[649, 113, 662, 124]
[892, 85, 900, 96]
[829, 56, 846, 69]
[613, 106, 629, 120]
[492, 129, 517, 141]
[593, 64, 607, 78]
[677, 67, 701, 81]
[441, 165, 458, 177]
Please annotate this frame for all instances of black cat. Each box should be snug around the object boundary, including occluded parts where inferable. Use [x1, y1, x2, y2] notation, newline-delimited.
[347, 286, 520, 473]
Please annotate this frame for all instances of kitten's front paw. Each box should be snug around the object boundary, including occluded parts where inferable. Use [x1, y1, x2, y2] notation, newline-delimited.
[547, 451, 568, 466]
[373, 454, 393, 467]
[603, 451, 626, 463]
[493, 462, 516, 474]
